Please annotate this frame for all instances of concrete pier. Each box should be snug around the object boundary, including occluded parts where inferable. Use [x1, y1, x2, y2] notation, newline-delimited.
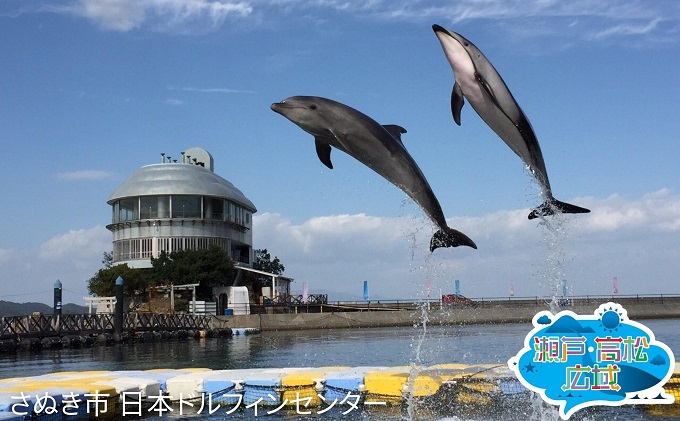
[213, 296, 680, 331]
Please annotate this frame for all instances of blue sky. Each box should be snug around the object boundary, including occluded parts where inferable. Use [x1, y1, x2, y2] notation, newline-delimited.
[1, 0, 679, 305]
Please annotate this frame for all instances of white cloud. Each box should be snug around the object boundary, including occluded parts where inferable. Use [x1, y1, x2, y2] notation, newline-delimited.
[262, 0, 670, 25]
[10, 0, 676, 42]
[74, 0, 146, 31]
[369, 1, 673, 43]
[57, 170, 114, 181]
[2, 190, 678, 305]
[64, 0, 252, 32]
[576, 189, 680, 233]
[39, 226, 111, 262]
[165, 98, 183, 106]
[254, 189, 680, 301]
[0, 249, 13, 267]
[594, 17, 662, 39]
[168, 86, 255, 94]
[0, 227, 111, 304]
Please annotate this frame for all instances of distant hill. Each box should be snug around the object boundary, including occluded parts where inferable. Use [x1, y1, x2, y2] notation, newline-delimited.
[0, 300, 88, 317]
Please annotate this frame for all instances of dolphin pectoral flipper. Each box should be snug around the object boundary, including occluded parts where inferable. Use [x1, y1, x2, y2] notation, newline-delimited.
[451, 82, 465, 126]
[382, 125, 407, 142]
[475, 72, 500, 107]
[528, 198, 591, 220]
[430, 227, 477, 252]
[315, 138, 333, 169]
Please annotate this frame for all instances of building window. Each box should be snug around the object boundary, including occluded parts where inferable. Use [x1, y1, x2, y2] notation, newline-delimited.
[204, 197, 224, 220]
[158, 238, 170, 254]
[114, 236, 234, 262]
[237, 206, 243, 225]
[141, 238, 152, 258]
[118, 198, 138, 222]
[158, 196, 170, 218]
[231, 244, 250, 264]
[227, 202, 236, 223]
[172, 237, 183, 252]
[171, 195, 201, 218]
[140, 195, 169, 219]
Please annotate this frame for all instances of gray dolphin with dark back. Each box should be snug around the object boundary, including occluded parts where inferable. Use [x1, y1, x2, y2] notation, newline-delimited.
[271, 96, 477, 251]
[432, 24, 590, 220]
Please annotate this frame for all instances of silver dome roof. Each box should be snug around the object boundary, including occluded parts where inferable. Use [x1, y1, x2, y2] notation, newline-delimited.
[108, 163, 256, 211]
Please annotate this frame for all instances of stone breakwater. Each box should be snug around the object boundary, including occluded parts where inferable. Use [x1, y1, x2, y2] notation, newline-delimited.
[0, 327, 261, 353]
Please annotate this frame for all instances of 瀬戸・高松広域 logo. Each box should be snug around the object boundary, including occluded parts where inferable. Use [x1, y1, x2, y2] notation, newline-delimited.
[508, 302, 675, 419]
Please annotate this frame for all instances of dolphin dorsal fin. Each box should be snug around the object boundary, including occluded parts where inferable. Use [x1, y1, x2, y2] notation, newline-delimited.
[451, 82, 465, 126]
[315, 138, 333, 169]
[382, 125, 407, 142]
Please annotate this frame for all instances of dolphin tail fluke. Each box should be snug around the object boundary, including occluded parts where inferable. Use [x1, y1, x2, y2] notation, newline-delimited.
[430, 228, 477, 252]
[528, 199, 591, 220]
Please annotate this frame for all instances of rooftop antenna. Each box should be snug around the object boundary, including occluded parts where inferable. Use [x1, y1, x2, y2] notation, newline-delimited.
[161, 153, 166, 163]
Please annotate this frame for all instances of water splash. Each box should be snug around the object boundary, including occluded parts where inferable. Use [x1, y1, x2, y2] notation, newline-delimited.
[528, 392, 562, 421]
[534, 199, 572, 315]
[404, 304, 429, 420]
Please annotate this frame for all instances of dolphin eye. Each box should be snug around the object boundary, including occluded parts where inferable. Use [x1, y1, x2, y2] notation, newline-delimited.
[310, 104, 317, 110]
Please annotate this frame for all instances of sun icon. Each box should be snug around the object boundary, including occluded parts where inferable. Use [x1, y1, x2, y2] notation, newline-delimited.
[599, 306, 624, 333]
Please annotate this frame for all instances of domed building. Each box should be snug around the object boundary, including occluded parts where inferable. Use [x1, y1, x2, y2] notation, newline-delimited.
[106, 147, 256, 269]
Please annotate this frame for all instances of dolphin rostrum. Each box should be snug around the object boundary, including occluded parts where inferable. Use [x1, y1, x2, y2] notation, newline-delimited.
[271, 96, 477, 251]
[432, 24, 590, 220]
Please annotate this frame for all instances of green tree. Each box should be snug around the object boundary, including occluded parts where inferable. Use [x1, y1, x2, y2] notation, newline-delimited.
[102, 251, 113, 269]
[253, 249, 285, 275]
[87, 263, 151, 298]
[150, 245, 235, 300]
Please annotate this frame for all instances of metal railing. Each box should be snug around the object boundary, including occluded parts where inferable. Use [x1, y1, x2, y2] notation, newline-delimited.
[0, 312, 213, 339]
[327, 293, 680, 307]
[248, 293, 680, 314]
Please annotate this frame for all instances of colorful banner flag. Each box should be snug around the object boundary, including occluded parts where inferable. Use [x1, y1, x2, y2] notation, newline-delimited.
[363, 280, 369, 301]
[302, 281, 308, 303]
[425, 279, 432, 298]
[509, 279, 515, 297]
[562, 279, 568, 297]
[454, 279, 460, 295]
[613, 276, 619, 294]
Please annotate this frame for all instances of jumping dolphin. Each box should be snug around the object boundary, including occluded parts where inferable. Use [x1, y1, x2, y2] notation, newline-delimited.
[271, 96, 477, 251]
[432, 24, 590, 220]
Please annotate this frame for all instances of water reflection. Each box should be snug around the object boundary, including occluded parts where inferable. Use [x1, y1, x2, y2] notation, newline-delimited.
[1, 324, 535, 378]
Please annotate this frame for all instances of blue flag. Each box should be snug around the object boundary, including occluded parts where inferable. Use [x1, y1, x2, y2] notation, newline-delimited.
[363, 280, 369, 301]
[454, 279, 460, 295]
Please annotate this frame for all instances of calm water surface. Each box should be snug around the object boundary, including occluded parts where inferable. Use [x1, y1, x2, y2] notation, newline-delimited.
[0, 322, 540, 378]
[1, 319, 679, 420]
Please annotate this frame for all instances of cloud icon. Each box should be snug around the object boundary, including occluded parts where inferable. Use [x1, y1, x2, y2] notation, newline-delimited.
[650, 355, 667, 366]
[537, 315, 552, 325]
[544, 314, 595, 334]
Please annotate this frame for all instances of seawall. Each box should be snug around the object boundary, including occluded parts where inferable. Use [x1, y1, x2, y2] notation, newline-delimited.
[212, 296, 680, 331]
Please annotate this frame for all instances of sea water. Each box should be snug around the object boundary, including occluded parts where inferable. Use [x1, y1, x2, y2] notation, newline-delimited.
[1, 319, 678, 420]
